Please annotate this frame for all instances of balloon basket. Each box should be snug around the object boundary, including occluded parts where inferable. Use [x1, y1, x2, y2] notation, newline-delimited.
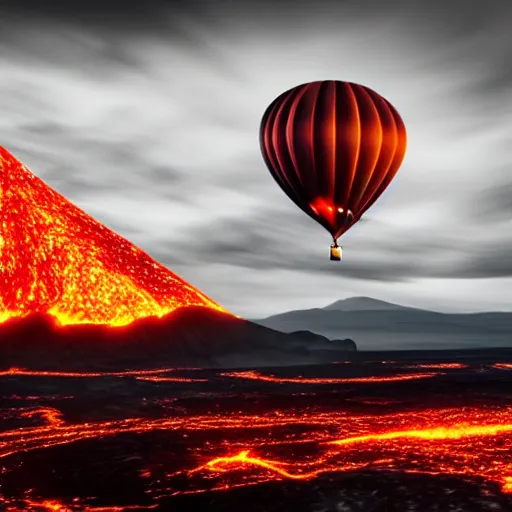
[330, 244, 342, 261]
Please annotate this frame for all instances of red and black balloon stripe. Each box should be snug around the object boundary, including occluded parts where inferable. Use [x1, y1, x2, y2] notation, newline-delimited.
[259, 80, 407, 241]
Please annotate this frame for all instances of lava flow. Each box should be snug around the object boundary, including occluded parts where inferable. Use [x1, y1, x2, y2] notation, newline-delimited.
[0, 146, 226, 326]
[193, 408, 512, 489]
[135, 376, 209, 383]
[2, 403, 512, 502]
[221, 369, 440, 384]
[19, 407, 65, 426]
[0, 367, 209, 384]
[0, 367, 178, 378]
[494, 363, 512, 370]
[2, 362, 512, 510]
[404, 363, 468, 369]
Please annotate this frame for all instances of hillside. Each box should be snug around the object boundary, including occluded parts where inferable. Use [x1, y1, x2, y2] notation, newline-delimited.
[0, 307, 356, 370]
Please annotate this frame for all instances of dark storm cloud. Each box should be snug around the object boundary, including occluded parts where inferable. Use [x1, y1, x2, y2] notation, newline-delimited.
[0, 0, 242, 82]
[453, 239, 512, 279]
[160, 205, 512, 282]
[0, 1, 184, 31]
[1, 0, 511, 316]
[471, 178, 512, 223]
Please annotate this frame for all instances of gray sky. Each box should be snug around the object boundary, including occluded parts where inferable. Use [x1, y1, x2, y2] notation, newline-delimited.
[1, 0, 511, 317]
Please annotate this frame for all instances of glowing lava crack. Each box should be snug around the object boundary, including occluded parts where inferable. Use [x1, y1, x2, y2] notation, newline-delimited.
[2, 404, 512, 500]
[0, 146, 226, 326]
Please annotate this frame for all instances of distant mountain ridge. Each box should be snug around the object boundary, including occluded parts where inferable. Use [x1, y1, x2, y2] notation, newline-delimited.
[324, 296, 423, 312]
[254, 297, 512, 351]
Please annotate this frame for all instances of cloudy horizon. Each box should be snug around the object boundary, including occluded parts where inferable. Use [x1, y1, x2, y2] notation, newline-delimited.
[1, 0, 511, 318]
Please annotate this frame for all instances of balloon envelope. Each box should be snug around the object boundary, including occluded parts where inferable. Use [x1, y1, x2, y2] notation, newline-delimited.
[259, 80, 407, 242]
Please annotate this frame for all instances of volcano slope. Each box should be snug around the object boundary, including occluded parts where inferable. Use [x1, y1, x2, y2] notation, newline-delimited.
[0, 146, 355, 370]
[0, 145, 225, 325]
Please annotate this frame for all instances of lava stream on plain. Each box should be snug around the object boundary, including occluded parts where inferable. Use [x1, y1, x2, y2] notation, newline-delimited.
[2, 361, 512, 510]
[220, 369, 440, 384]
[0, 367, 179, 378]
[2, 403, 512, 499]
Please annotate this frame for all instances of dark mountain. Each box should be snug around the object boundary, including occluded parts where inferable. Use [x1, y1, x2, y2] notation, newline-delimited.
[0, 307, 356, 371]
[254, 298, 512, 351]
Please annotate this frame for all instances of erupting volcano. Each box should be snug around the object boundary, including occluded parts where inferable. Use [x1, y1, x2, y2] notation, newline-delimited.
[0, 147, 334, 370]
[0, 146, 226, 327]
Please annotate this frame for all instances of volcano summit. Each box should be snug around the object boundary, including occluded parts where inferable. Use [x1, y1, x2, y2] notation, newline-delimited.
[0, 147, 225, 326]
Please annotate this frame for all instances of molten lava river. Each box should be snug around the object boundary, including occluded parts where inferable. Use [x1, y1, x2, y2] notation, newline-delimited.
[1, 361, 512, 511]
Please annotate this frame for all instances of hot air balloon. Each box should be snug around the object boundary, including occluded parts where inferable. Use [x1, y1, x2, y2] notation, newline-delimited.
[259, 80, 407, 261]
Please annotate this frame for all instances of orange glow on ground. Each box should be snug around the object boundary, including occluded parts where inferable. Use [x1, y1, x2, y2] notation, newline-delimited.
[2, 402, 512, 499]
[221, 369, 439, 384]
[493, 363, 512, 370]
[135, 375, 209, 383]
[17, 499, 158, 511]
[195, 450, 323, 480]
[404, 363, 468, 369]
[0, 146, 226, 326]
[0, 367, 177, 378]
[185, 407, 512, 495]
[19, 407, 64, 426]
[2, 363, 512, 509]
